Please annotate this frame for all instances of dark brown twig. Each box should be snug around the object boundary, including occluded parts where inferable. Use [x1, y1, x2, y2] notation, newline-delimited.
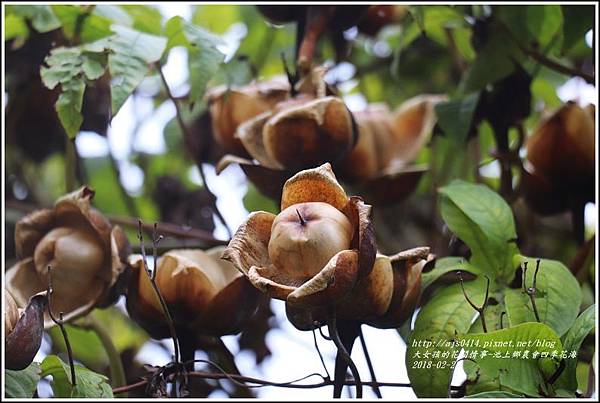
[522, 260, 542, 322]
[113, 372, 415, 395]
[46, 266, 76, 387]
[4, 200, 228, 246]
[497, 20, 595, 84]
[137, 220, 181, 394]
[458, 272, 490, 333]
[359, 327, 382, 398]
[311, 327, 331, 381]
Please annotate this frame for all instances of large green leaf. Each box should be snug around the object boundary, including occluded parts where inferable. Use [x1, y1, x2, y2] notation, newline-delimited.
[554, 304, 595, 392]
[7, 5, 61, 33]
[40, 46, 106, 138]
[40, 355, 113, 398]
[439, 180, 519, 281]
[407, 277, 488, 397]
[434, 92, 480, 143]
[121, 5, 164, 35]
[460, 322, 563, 396]
[5, 363, 41, 398]
[107, 25, 167, 115]
[505, 256, 582, 337]
[164, 16, 224, 105]
[466, 391, 524, 398]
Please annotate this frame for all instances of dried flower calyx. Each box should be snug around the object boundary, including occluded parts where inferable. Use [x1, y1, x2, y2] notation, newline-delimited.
[5, 186, 130, 327]
[126, 246, 261, 339]
[223, 163, 431, 329]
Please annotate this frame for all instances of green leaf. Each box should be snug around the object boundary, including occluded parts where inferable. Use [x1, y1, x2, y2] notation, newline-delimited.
[466, 391, 524, 398]
[192, 4, 240, 34]
[40, 355, 113, 398]
[421, 257, 480, 290]
[82, 53, 106, 80]
[526, 6, 563, 48]
[406, 277, 488, 397]
[52, 5, 113, 43]
[5, 363, 41, 398]
[40, 47, 88, 138]
[5, 14, 30, 41]
[439, 180, 519, 281]
[107, 24, 167, 115]
[164, 16, 224, 105]
[434, 92, 480, 143]
[554, 304, 595, 391]
[459, 322, 563, 396]
[56, 78, 85, 139]
[121, 5, 164, 35]
[8, 5, 61, 33]
[505, 256, 582, 337]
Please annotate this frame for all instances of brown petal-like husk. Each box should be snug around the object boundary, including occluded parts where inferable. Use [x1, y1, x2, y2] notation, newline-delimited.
[390, 94, 446, 166]
[359, 164, 428, 205]
[342, 196, 376, 279]
[125, 255, 170, 339]
[154, 250, 225, 325]
[336, 254, 393, 320]
[236, 111, 285, 170]
[6, 292, 47, 370]
[97, 226, 131, 308]
[280, 162, 348, 211]
[206, 78, 289, 155]
[263, 96, 354, 169]
[222, 211, 276, 276]
[285, 303, 329, 331]
[526, 102, 595, 187]
[5, 258, 101, 328]
[216, 154, 290, 201]
[14, 209, 55, 259]
[338, 104, 395, 181]
[520, 163, 569, 216]
[248, 265, 298, 300]
[197, 275, 261, 336]
[368, 247, 430, 329]
[193, 246, 262, 335]
[287, 249, 359, 308]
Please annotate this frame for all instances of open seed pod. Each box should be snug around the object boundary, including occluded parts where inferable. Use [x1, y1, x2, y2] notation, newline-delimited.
[223, 163, 375, 306]
[5, 290, 47, 370]
[5, 187, 130, 328]
[223, 163, 428, 329]
[339, 95, 446, 204]
[126, 246, 261, 340]
[206, 77, 290, 156]
[526, 101, 595, 192]
[216, 68, 356, 199]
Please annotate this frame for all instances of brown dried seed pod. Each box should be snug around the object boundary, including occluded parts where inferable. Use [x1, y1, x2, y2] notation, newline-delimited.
[6, 186, 130, 327]
[126, 246, 261, 339]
